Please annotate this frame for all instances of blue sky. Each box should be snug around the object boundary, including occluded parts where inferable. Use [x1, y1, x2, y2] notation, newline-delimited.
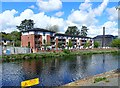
[0, 0, 119, 37]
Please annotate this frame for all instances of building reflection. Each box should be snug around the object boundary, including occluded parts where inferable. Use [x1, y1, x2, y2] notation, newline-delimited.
[22, 59, 43, 79]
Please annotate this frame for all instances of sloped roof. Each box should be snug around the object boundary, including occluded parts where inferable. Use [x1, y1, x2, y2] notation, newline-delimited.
[93, 35, 115, 39]
[21, 28, 55, 33]
[55, 33, 92, 39]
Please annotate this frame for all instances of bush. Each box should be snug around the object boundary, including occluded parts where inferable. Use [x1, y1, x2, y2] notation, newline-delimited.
[63, 49, 70, 54]
[111, 38, 120, 49]
[94, 41, 100, 48]
[94, 77, 107, 83]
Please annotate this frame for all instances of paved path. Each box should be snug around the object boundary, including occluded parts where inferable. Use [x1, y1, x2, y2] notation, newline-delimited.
[63, 69, 120, 87]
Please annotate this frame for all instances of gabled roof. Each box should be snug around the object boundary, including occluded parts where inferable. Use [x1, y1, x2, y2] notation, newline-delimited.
[21, 28, 55, 33]
[93, 35, 115, 39]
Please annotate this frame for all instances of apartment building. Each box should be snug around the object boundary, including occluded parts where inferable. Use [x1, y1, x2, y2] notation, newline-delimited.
[21, 28, 94, 52]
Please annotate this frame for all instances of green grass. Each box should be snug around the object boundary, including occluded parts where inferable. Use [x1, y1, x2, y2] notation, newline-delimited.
[94, 77, 107, 83]
[1, 49, 119, 62]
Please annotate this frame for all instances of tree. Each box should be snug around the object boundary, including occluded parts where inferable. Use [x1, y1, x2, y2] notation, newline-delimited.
[84, 40, 91, 48]
[10, 31, 21, 46]
[68, 40, 73, 48]
[46, 25, 59, 32]
[1, 31, 21, 46]
[81, 26, 89, 37]
[65, 26, 80, 35]
[111, 38, 120, 49]
[94, 41, 100, 48]
[16, 19, 34, 31]
[58, 41, 63, 48]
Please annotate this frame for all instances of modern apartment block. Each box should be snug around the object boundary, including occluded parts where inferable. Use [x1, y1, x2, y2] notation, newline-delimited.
[21, 28, 94, 52]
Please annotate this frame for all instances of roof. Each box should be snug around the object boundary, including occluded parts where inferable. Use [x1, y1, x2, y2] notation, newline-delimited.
[21, 28, 55, 33]
[0, 38, 12, 41]
[55, 33, 92, 39]
[93, 35, 115, 39]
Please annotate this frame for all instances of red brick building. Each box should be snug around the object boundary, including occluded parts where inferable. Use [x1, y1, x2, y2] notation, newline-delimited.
[21, 28, 94, 52]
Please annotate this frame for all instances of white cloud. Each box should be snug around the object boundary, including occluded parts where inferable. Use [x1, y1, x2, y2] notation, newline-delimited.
[68, 0, 109, 26]
[29, 5, 36, 9]
[54, 11, 64, 17]
[93, 0, 109, 16]
[0, 9, 66, 33]
[37, 0, 62, 12]
[0, 0, 118, 38]
[88, 21, 118, 37]
[106, 7, 118, 21]
[67, 0, 118, 37]
[0, 9, 18, 32]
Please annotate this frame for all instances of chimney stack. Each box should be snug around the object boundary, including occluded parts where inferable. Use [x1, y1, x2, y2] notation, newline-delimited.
[102, 27, 105, 47]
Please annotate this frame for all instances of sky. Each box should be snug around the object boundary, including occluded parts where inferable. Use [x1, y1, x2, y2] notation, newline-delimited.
[0, 0, 119, 37]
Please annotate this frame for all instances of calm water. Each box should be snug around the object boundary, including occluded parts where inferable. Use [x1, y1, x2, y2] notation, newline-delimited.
[1, 54, 120, 86]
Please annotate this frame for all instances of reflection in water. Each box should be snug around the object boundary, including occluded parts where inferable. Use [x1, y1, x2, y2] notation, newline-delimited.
[2, 54, 120, 86]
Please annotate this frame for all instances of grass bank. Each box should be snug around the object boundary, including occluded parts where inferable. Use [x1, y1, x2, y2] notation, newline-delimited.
[1, 48, 119, 62]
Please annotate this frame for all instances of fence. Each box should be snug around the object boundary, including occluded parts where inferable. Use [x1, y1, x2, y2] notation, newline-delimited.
[2, 46, 31, 54]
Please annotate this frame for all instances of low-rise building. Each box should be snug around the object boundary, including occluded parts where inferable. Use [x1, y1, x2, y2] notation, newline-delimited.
[21, 28, 94, 52]
[93, 35, 116, 47]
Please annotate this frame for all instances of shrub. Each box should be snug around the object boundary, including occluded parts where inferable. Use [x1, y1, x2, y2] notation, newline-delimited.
[63, 49, 70, 54]
[94, 77, 107, 83]
[94, 41, 100, 48]
[111, 38, 120, 49]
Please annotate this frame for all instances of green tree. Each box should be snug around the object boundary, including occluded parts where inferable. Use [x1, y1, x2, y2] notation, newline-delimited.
[111, 38, 120, 49]
[94, 41, 100, 48]
[58, 41, 62, 48]
[1, 31, 21, 46]
[11, 31, 21, 46]
[81, 26, 89, 37]
[65, 26, 80, 35]
[46, 25, 59, 32]
[68, 40, 73, 48]
[16, 19, 34, 31]
[84, 41, 90, 48]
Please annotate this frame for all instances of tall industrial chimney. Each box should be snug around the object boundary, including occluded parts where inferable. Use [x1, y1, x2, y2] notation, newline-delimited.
[102, 27, 105, 47]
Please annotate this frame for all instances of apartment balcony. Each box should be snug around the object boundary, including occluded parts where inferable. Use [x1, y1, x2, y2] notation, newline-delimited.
[50, 36, 55, 38]
[58, 38, 66, 40]
[50, 39, 55, 43]
[35, 44, 41, 48]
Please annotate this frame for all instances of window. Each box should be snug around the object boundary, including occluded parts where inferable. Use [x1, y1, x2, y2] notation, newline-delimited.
[43, 32, 45, 36]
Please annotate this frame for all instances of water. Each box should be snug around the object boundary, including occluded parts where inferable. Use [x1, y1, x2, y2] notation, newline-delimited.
[1, 53, 120, 87]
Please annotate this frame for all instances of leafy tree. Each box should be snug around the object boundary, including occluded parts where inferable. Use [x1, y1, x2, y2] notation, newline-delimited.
[1, 31, 21, 46]
[58, 41, 63, 48]
[81, 26, 89, 37]
[94, 41, 100, 48]
[46, 25, 59, 32]
[111, 38, 120, 49]
[68, 40, 73, 48]
[84, 41, 90, 48]
[16, 19, 34, 31]
[11, 31, 21, 46]
[65, 26, 80, 35]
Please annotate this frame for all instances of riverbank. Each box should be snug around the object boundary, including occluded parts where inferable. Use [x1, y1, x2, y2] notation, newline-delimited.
[62, 69, 120, 87]
[1, 48, 119, 62]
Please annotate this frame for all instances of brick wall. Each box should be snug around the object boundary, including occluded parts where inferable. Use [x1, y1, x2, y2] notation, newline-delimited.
[55, 38, 58, 49]
[47, 35, 50, 45]
[21, 34, 35, 49]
